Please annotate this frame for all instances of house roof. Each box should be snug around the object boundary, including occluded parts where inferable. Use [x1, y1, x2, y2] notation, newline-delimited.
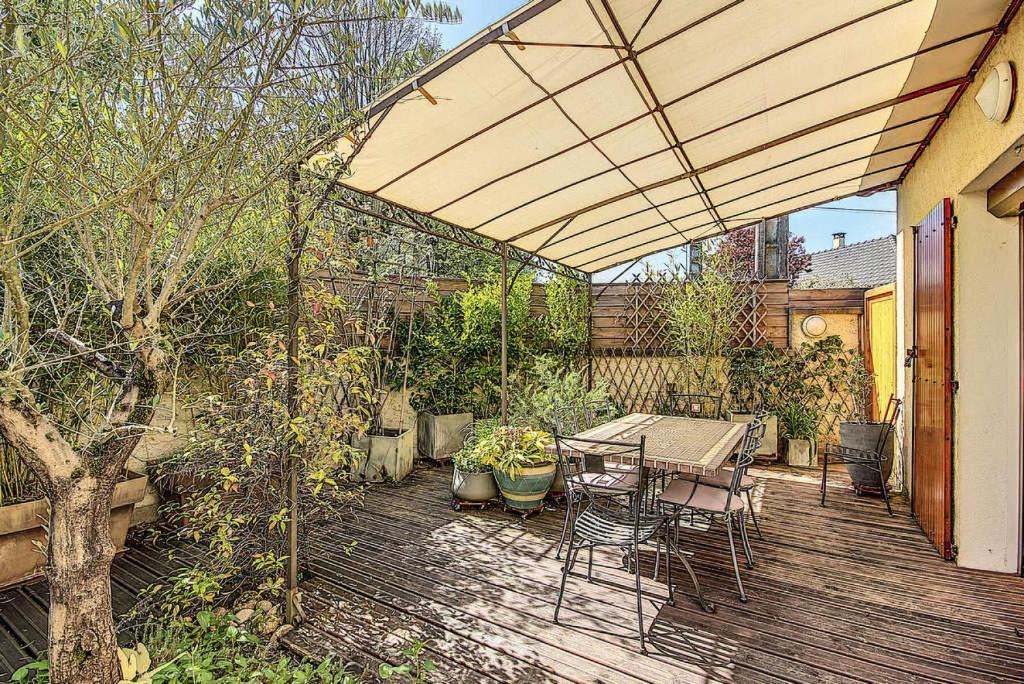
[314, 0, 1018, 274]
[796, 235, 897, 288]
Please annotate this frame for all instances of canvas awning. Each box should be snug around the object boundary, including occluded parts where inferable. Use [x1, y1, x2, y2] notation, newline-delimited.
[317, 0, 1016, 274]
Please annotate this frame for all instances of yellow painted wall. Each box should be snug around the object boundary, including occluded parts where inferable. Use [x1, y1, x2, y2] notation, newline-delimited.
[789, 311, 861, 350]
[896, 9, 1024, 573]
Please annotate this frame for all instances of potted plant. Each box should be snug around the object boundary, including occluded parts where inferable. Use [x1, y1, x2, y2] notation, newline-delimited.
[0, 447, 148, 589]
[450, 421, 499, 505]
[838, 354, 896, 493]
[727, 345, 780, 459]
[777, 401, 819, 468]
[474, 426, 556, 513]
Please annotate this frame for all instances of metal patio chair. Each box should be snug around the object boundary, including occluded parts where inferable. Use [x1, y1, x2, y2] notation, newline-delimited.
[553, 434, 671, 655]
[676, 409, 769, 539]
[553, 401, 638, 560]
[665, 392, 725, 420]
[658, 418, 763, 602]
[820, 396, 903, 516]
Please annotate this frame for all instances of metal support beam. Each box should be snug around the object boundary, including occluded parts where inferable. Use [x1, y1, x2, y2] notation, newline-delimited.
[500, 242, 509, 425]
[285, 167, 302, 625]
[586, 272, 594, 392]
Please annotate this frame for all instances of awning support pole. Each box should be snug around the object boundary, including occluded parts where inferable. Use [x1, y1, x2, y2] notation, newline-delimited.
[586, 272, 594, 392]
[285, 166, 302, 625]
[500, 242, 509, 425]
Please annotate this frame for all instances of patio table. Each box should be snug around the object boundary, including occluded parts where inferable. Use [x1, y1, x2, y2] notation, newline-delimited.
[564, 413, 746, 476]
[551, 413, 747, 613]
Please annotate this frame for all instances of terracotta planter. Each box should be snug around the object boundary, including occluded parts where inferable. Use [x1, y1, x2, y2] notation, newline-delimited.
[0, 471, 148, 590]
[352, 427, 416, 483]
[493, 463, 556, 512]
[451, 468, 498, 503]
[417, 412, 473, 461]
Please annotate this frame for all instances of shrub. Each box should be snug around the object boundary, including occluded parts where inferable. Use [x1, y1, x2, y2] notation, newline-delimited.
[472, 426, 555, 478]
[509, 355, 612, 433]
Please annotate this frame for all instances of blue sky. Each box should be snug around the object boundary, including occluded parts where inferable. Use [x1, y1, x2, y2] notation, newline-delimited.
[434, 1, 897, 276]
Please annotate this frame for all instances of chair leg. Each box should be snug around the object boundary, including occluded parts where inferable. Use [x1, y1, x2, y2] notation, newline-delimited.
[633, 542, 647, 655]
[664, 531, 675, 607]
[745, 489, 764, 540]
[878, 465, 893, 516]
[820, 455, 829, 507]
[587, 546, 595, 582]
[725, 515, 747, 603]
[738, 512, 754, 569]
[553, 538, 576, 623]
[556, 498, 572, 560]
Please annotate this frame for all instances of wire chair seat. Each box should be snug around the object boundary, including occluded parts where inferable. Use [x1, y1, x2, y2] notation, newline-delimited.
[571, 507, 667, 548]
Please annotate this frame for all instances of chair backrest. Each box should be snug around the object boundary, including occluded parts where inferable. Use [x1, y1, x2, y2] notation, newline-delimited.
[725, 418, 763, 511]
[554, 434, 646, 514]
[581, 399, 618, 430]
[666, 392, 724, 420]
[551, 403, 585, 435]
[874, 395, 903, 454]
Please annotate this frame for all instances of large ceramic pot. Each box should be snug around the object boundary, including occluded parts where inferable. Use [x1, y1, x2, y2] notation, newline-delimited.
[451, 468, 498, 503]
[418, 412, 473, 461]
[840, 422, 895, 493]
[493, 463, 556, 512]
[0, 471, 148, 589]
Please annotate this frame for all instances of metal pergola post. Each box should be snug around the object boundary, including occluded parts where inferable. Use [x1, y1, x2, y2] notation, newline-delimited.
[500, 242, 509, 425]
[285, 167, 302, 625]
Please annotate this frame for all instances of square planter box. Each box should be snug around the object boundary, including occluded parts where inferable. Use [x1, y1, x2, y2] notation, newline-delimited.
[729, 411, 779, 460]
[352, 427, 415, 483]
[785, 438, 817, 468]
[0, 471, 148, 590]
[417, 411, 473, 462]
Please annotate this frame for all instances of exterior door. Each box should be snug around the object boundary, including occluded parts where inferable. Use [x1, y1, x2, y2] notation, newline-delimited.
[864, 284, 896, 420]
[913, 198, 954, 559]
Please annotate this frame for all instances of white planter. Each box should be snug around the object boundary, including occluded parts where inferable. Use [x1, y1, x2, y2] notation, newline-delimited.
[729, 412, 779, 459]
[417, 411, 473, 461]
[785, 438, 817, 468]
[352, 427, 416, 482]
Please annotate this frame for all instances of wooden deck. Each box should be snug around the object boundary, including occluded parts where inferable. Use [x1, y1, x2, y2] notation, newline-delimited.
[286, 465, 1024, 683]
[0, 540, 181, 675]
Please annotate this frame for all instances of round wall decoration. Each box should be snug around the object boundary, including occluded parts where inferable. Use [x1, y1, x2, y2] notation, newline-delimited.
[801, 315, 828, 338]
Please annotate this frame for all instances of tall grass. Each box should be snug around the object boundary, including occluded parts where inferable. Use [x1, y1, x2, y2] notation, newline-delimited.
[0, 441, 38, 507]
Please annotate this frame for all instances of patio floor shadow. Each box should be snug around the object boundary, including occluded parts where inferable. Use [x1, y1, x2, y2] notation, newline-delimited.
[285, 464, 1024, 683]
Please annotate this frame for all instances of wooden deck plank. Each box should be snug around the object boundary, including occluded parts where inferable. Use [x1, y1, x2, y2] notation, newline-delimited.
[291, 465, 1024, 683]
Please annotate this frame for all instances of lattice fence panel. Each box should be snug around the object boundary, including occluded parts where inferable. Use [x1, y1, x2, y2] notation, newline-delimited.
[591, 271, 769, 415]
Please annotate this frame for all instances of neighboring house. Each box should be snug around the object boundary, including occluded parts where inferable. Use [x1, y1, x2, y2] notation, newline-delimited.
[795, 234, 896, 289]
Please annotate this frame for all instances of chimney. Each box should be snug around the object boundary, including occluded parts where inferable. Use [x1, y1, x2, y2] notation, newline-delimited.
[832, 232, 846, 249]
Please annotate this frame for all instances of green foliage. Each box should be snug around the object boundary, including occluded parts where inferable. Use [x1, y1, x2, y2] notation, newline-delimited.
[10, 610, 359, 683]
[450, 420, 498, 474]
[664, 249, 746, 394]
[405, 274, 534, 417]
[776, 402, 819, 442]
[544, 273, 591, 359]
[472, 426, 555, 478]
[509, 355, 612, 433]
[378, 641, 436, 683]
[151, 287, 371, 618]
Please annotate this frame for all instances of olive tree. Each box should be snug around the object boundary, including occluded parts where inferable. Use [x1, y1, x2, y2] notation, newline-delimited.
[0, 1, 453, 682]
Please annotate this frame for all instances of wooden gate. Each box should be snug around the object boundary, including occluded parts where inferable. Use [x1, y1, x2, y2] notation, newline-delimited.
[912, 198, 954, 559]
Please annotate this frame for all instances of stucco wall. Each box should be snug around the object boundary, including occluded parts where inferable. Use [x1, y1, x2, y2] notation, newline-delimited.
[896, 9, 1024, 572]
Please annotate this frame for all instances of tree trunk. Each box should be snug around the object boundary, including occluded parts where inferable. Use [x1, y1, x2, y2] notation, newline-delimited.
[45, 476, 121, 684]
